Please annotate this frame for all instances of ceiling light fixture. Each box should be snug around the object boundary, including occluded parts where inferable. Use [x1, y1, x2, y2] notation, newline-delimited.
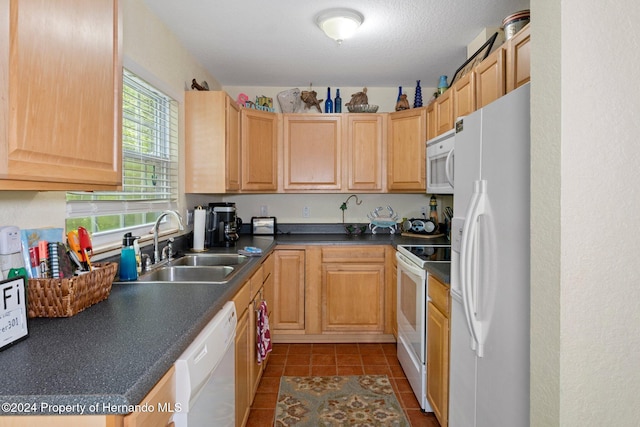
[316, 8, 364, 45]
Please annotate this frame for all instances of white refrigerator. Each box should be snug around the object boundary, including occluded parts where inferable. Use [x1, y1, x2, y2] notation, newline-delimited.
[449, 83, 530, 427]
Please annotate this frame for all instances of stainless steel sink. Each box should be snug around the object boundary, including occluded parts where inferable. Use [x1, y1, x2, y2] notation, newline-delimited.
[113, 252, 253, 284]
[169, 254, 248, 267]
[136, 265, 235, 283]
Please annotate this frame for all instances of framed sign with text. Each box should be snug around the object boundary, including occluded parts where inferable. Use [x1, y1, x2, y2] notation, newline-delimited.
[0, 276, 29, 351]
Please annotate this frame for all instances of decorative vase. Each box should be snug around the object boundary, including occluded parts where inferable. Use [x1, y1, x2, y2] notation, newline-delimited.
[325, 87, 333, 113]
[334, 89, 342, 113]
[414, 80, 423, 108]
[438, 75, 449, 95]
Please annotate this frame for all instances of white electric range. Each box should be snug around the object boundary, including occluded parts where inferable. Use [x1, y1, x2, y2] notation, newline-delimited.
[396, 244, 451, 411]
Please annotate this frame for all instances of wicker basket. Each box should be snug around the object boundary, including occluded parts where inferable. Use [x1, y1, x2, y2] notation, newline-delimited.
[27, 262, 118, 318]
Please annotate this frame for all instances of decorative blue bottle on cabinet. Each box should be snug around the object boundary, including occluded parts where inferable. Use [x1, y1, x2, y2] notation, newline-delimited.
[325, 87, 333, 113]
[414, 80, 423, 107]
[397, 86, 403, 101]
[334, 89, 342, 113]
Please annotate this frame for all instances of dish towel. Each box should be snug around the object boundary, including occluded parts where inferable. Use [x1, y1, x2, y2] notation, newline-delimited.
[256, 300, 272, 364]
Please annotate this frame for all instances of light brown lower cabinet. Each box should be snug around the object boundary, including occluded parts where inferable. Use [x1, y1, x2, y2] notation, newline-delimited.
[271, 248, 306, 332]
[426, 275, 450, 427]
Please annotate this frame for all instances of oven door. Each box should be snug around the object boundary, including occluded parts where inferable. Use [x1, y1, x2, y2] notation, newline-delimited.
[426, 128, 455, 194]
[396, 251, 427, 364]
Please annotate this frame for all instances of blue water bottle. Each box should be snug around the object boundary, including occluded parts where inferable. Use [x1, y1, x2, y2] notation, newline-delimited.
[334, 89, 342, 113]
[325, 87, 333, 113]
[119, 232, 138, 281]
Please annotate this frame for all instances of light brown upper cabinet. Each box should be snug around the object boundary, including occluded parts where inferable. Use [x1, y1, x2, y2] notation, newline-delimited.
[345, 113, 386, 192]
[283, 114, 342, 191]
[241, 109, 278, 191]
[475, 47, 506, 109]
[185, 91, 241, 193]
[426, 102, 437, 142]
[1, 0, 122, 191]
[435, 89, 454, 136]
[506, 24, 530, 93]
[452, 71, 476, 119]
[387, 107, 426, 192]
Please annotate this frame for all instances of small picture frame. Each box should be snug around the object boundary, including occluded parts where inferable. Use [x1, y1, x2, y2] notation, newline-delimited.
[449, 32, 499, 88]
[0, 275, 29, 351]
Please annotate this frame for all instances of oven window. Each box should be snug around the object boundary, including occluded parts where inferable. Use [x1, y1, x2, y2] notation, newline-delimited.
[400, 270, 417, 330]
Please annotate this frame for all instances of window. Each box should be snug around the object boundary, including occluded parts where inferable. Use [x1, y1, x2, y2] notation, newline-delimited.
[66, 69, 179, 248]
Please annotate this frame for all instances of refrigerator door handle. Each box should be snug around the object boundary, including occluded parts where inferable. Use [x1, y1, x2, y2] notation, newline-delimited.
[462, 180, 487, 357]
[445, 147, 455, 187]
[466, 180, 487, 357]
[460, 188, 481, 353]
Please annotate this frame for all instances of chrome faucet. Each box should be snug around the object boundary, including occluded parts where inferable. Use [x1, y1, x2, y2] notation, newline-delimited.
[152, 210, 185, 265]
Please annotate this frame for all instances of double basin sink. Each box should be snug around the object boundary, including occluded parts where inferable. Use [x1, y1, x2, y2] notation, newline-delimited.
[120, 253, 250, 284]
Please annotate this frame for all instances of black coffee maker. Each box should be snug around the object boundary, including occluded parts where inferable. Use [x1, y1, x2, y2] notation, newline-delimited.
[206, 202, 241, 247]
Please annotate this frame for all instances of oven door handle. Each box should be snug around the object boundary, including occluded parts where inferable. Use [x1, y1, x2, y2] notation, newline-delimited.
[396, 251, 427, 278]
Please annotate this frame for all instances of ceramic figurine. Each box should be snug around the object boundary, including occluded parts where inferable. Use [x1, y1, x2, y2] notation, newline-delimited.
[395, 94, 410, 111]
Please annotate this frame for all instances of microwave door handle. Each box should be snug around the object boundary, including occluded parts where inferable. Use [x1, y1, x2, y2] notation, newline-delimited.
[445, 147, 455, 187]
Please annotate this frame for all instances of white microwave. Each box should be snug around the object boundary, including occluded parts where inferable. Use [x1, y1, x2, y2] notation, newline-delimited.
[426, 128, 455, 194]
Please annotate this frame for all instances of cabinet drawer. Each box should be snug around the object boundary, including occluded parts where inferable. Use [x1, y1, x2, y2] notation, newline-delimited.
[232, 280, 251, 316]
[250, 266, 264, 300]
[428, 275, 449, 315]
[321, 246, 385, 263]
[262, 253, 274, 282]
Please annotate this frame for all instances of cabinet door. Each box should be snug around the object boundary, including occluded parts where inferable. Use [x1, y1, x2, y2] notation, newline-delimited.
[249, 285, 264, 399]
[506, 24, 530, 93]
[186, 91, 241, 193]
[283, 115, 341, 190]
[435, 89, 454, 136]
[427, 302, 449, 427]
[226, 99, 241, 191]
[1, 0, 121, 190]
[453, 71, 476, 119]
[475, 47, 506, 109]
[272, 249, 305, 330]
[235, 306, 250, 427]
[426, 102, 436, 142]
[345, 114, 385, 191]
[241, 109, 278, 191]
[124, 366, 175, 427]
[321, 264, 385, 333]
[387, 108, 426, 191]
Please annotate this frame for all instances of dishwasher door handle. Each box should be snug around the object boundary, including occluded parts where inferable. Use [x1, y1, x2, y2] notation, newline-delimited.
[194, 345, 208, 364]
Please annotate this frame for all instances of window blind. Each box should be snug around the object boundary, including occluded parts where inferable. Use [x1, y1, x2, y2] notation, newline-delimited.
[66, 69, 179, 246]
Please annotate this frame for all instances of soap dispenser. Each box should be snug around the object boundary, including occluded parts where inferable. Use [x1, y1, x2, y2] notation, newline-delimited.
[120, 232, 138, 281]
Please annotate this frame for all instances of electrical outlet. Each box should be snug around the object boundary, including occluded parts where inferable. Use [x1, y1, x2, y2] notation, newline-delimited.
[420, 206, 428, 217]
[260, 205, 268, 216]
[303, 206, 310, 218]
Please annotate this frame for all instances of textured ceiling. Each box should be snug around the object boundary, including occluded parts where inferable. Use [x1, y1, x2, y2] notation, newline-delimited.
[143, 0, 530, 88]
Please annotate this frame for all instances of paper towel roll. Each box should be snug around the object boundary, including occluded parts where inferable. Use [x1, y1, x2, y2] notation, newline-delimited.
[193, 208, 206, 250]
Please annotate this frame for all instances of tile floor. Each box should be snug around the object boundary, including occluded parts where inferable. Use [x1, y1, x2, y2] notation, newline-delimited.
[246, 342, 441, 427]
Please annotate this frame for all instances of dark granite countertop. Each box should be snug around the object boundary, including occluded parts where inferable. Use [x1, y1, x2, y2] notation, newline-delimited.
[0, 229, 449, 415]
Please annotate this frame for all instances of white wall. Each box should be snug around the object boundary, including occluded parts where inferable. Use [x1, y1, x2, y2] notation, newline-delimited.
[222, 193, 452, 225]
[531, 0, 640, 425]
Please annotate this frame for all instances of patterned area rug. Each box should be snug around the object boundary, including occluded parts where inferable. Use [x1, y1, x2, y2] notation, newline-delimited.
[274, 375, 409, 426]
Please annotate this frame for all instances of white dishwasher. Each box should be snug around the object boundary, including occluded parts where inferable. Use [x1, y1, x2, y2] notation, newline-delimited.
[174, 301, 237, 427]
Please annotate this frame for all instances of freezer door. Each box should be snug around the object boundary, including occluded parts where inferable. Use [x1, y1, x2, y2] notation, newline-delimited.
[474, 83, 530, 427]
